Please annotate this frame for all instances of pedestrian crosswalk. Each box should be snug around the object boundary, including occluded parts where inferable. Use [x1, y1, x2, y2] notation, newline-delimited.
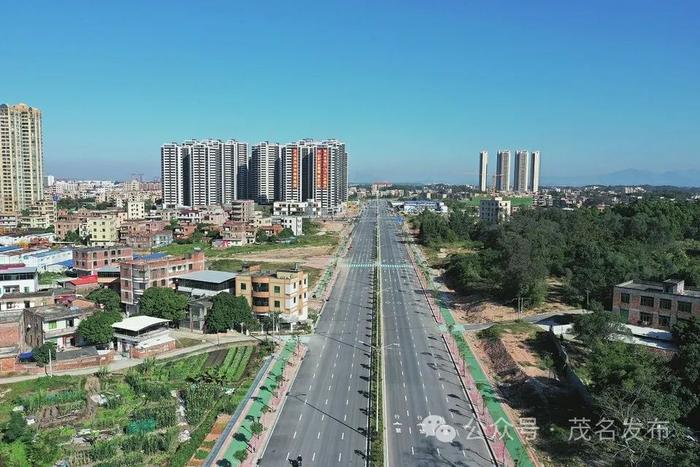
[340, 263, 412, 269]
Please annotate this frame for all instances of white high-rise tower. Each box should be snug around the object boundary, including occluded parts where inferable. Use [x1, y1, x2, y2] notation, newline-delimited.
[478, 151, 488, 192]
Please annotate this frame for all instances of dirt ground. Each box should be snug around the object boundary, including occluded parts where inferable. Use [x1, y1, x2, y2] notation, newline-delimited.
[430, 264, 571, 325]
[237, 246, 333, 270]
[236, 220, 351, 271]
[498, 332, 548, 378]
[187, 413, 231, 466]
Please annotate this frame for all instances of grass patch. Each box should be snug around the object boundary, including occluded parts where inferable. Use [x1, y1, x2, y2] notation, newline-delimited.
[476, 320, 539, 340]
[174, 337, 203, 349]
[38, 271, 67, 285]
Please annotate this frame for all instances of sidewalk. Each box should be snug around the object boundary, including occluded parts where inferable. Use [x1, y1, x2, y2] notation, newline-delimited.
[407, 237, 536, 467]
[221, 339, 305, 465]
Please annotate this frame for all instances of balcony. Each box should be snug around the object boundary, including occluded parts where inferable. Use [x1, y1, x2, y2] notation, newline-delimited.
[44, 326, 78, 339]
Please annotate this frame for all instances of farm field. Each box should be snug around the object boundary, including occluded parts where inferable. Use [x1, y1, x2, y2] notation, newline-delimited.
[0, 343, 269, 467]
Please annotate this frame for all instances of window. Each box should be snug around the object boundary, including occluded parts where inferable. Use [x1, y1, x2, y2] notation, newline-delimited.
[678, 301, 692, 313]
[640, 296, 655, 307]
[659, 298, 672, 310]
[48, 321, 58, 330]
[240, 283, 246, 290]
[620, 293, 630, 304]
[274, 286, 280, 293]
[658, 315, 671, 327]
[253, 297, 269, 307]
[639, 312, 653, 326]
[274, 300, 280, 308]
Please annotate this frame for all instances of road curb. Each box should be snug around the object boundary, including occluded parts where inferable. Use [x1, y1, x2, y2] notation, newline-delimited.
[254, 344, 308, 464]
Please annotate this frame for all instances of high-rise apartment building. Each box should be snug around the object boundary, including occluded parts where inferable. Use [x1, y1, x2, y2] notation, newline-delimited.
[224, 140, 249, 201]
[278, 143, 304, 202]
[161, 143, 186, 207]
[161, 139, 249, 207]
[0, 103, 45, 214]
[495, 150, 511, 192]
[301, 139, 348, 212]
[513, 150, 530, 193]
[529, 150, 541, 192]
[250, 142, 281, 204]
[160, 138, 348, 211]
[478, 151, 488, 192]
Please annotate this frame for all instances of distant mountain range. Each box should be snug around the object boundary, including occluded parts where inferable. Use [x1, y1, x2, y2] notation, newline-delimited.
[542, 169, 700, 188]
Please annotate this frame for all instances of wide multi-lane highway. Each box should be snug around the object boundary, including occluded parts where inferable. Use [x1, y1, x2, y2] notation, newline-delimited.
[379, 200, 494, 467]
[259, 203, 376, 466]
[260, 200, 493, 466]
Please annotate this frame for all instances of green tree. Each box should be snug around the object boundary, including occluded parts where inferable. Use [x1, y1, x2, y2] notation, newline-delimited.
[204, 292, 255, 333]
[32, 341, 56, 366]
[572, 310, 627, 346]
[138, 287, 188, 323]
[278, 228, 295, 239]
[86, 288, 122, 313]
[77, 310, 122, 345]
[64, 229, 82, 243]
[256, 230, 271, 243]
[250, 420, 263, 440]
[233, 449, 248, 462]
[586, 341, 693, 465]
[671, 318, 700, 427]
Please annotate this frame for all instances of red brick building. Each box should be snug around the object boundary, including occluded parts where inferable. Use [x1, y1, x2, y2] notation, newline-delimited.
[120, 250, 206, 314]
[73, 245, 133, 276]
[612, 278, 700, 330]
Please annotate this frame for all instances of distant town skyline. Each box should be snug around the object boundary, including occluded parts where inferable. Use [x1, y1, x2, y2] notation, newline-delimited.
[4, 1, 699, 185]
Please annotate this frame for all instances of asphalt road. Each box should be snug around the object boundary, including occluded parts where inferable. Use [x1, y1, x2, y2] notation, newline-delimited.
[259, 203, 377, 466]
[379, 201, 494, 467]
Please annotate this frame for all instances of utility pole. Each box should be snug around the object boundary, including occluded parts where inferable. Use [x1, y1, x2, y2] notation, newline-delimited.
[48, 345, 53, 377]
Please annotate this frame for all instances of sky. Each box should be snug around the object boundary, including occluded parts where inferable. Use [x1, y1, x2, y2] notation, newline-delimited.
[2, 0, 699, 185]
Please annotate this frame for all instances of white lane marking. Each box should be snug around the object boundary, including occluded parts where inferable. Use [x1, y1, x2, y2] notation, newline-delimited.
[329, 385, 332, 391]
[341, 432, 345, 440]
[338, 452, 342, 462]
[318, 431, 321, 439]
[411, 446, 415, 455]
[293, 431, 297, 439]
[313, 452, 316, 462]
[299, 413, 303, 421]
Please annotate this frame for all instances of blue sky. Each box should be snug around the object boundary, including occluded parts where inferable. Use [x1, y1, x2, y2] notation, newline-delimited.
[2, 0, 699, 184]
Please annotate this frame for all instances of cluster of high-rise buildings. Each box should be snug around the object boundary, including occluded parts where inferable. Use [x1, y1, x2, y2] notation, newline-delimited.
[160, 138, 348, 212]
[0, 103, 45, 215]
[478, 150, 541, 193]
